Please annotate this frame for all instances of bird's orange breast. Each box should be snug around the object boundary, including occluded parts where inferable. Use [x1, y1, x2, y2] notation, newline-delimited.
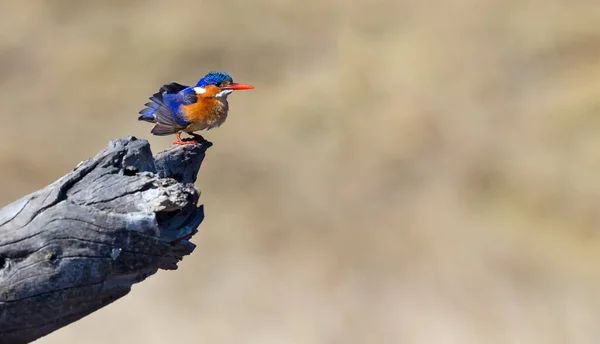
[181, 98, 228, 132]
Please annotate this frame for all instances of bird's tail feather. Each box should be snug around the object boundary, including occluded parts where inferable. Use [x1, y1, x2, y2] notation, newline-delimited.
[137, 93, 163, 122]
[138, 82, 189, 129]
[151, 123, 180, 136]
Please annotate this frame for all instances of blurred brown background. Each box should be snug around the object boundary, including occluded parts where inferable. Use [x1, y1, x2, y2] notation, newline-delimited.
[2, 0, 600, 343]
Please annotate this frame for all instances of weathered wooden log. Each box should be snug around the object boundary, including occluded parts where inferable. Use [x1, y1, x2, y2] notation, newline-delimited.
[0, 136, 212, 344]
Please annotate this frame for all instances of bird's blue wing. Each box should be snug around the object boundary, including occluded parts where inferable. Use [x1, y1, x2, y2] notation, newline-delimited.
[162, 88, 197, 126]
[138, 82, 193, 129]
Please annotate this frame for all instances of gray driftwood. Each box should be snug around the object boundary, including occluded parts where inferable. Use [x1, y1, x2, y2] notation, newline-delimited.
[0, 136, 212, 344]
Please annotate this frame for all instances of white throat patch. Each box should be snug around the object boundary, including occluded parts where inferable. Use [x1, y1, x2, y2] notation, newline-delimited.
[215, 89, 233, 98]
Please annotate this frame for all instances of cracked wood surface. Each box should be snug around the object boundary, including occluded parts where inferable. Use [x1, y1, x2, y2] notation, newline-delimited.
[0, 136, 211, 344]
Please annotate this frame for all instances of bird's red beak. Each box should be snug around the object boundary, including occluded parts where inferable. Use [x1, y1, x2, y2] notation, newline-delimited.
[223, 83, 255, 90]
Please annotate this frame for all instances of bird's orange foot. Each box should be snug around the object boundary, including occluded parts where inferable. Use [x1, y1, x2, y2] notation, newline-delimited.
[173, 139, 198, 145]
[173, 133, 198, 145]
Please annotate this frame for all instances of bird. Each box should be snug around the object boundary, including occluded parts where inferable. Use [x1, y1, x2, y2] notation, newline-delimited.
[138, 71, 254, 145]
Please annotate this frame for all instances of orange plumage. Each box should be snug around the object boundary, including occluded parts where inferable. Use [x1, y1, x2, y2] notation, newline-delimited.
[181, 85, 229, 132]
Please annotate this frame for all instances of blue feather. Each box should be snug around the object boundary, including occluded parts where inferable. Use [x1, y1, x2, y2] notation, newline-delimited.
[162, 92, 193, 126]
[138, 82, 192, 126]
[196, 71, 234, 87]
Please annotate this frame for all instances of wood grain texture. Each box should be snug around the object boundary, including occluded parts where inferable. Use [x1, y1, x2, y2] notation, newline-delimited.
[0, 136, 212, 344]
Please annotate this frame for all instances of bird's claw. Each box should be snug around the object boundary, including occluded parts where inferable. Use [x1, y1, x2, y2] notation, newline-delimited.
[172, 133, 204, 145]
[172, 139, 198, 145]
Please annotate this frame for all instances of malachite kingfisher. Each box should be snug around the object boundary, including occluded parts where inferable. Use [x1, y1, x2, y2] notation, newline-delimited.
[138, 71, 254, 145]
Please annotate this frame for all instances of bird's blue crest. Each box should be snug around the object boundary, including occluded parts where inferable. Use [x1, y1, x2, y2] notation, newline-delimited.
[196, 71, 234, 87]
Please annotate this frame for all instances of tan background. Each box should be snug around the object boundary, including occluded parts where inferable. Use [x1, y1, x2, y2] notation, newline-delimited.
[2, 1, 600, 343]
